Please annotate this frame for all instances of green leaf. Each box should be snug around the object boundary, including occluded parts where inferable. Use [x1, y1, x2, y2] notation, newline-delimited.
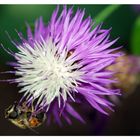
[131, 16, 140, 55]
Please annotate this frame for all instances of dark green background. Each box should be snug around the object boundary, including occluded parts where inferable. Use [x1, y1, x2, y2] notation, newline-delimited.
[0, 5, 138, 63]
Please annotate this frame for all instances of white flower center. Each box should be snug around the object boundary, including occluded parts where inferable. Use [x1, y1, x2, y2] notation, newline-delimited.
[15, 38, 83, 107]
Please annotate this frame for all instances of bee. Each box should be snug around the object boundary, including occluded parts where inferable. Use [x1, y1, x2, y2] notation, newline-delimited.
[5, 101, 46, 132]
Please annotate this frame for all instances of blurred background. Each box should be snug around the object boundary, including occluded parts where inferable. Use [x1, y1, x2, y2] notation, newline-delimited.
[0, 4, 140, 136]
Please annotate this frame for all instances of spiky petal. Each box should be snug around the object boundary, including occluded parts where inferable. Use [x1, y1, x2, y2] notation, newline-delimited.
[4, 6, 123, 124]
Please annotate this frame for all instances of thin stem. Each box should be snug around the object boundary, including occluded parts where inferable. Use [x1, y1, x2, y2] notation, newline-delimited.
[93, 5, 121, 27]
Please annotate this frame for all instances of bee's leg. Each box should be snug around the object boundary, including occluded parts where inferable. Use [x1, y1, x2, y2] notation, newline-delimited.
[27, 125, 39, 134]
[29, 127, 39, 134]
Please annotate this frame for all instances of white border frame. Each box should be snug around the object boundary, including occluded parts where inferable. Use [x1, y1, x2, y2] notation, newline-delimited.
[0, 0, 140, 4]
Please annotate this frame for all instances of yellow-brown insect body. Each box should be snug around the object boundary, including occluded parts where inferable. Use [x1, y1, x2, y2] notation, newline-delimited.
[5, 102, 46, 129]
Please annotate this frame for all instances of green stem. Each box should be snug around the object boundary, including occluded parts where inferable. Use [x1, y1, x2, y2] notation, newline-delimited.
[93, 5, 121, 27]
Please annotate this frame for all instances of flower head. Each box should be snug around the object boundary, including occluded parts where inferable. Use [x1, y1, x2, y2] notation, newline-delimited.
[4, 6, 123, 124]
[107, 53, 140, 97]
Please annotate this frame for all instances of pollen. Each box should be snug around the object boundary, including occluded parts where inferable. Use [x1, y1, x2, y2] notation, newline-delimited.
[29, 118, 40, 127]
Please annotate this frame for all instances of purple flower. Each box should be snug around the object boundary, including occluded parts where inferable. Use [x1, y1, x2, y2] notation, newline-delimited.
[4, 6, 123, 125]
